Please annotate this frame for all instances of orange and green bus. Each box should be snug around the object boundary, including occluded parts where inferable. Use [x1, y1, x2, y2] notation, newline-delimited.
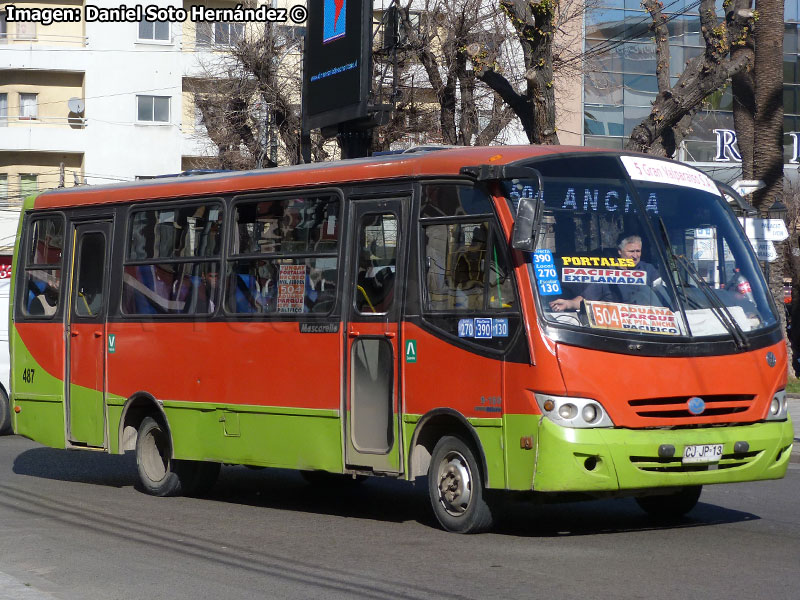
[9, 146, 794, 533]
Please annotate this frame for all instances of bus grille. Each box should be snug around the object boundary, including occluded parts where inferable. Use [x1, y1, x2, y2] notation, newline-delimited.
[629, 450, 762, 473]
[627, 394, 756, 420]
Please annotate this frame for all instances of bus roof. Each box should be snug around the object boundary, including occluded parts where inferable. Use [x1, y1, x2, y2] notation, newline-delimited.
[33, 145, 600, 210]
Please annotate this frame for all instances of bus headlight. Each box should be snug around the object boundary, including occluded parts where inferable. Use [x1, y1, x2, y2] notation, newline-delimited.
[535, 394, 614, 428]
[765, 389, 787, 421]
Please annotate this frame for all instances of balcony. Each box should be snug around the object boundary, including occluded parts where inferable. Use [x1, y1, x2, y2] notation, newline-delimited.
[0, 119, 87, 153]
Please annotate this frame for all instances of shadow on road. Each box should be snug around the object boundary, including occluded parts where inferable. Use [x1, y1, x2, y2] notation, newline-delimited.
[491, 495, 759, 537]
[13, 446, 137, 488]
[11, 446, 760, 535]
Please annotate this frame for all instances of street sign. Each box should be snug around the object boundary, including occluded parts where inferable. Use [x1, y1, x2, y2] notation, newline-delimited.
[750, 239, 778, 262]
[732, 179, 765, 196]
[739, 218, 789, 242]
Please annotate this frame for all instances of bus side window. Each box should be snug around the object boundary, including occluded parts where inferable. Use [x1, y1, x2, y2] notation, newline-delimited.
[355, 213, 397, 314]
[122, 203, 223, 316]
[20, 216, 64, 318]
[422, 221, 515, 312]
[225, 194, 340, 316]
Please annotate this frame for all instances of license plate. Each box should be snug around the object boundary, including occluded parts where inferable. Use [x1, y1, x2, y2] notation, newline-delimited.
[682, 444, 723, 464]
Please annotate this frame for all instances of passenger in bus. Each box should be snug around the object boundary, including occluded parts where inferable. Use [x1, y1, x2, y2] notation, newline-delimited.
[26, 276, 58, 316]
[232, 261, 276, 313]
[453, 224, 487, 309]
[549, 234, 661, 311]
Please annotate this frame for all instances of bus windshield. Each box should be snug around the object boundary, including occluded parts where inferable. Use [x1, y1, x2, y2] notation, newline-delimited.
[510, 154, 777, 341]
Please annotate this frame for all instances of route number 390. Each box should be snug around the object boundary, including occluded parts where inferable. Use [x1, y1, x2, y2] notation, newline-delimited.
[22, 368, 36, 384]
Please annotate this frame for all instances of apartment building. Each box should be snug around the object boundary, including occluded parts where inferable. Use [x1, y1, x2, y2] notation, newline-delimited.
[0, 0, 304, 220]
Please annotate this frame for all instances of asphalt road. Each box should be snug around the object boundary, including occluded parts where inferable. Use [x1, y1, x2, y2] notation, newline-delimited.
[0, 425, 798, 600]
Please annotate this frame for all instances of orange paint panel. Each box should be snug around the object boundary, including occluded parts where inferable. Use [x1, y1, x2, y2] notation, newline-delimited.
[556, 341, 787, 427]
[69, 323, 105, 391]
[34, 145, 594, 210]
[105, 321, 342, 410]
[16, 323, 66, 380]
[401, 322, 502, 418]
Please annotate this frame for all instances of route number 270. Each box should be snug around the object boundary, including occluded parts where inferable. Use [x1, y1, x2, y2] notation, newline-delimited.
[22, 368, 36, 384]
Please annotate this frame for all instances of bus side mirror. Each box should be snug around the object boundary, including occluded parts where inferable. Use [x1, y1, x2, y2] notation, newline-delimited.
[511, 196, 540, 252]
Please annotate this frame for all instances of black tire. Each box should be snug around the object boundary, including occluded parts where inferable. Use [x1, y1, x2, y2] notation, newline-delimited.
[0, 387, 10, 436]
[635, 485, 702, 519]
[135, 416, 196, 497]
[427, 435, 494, 534]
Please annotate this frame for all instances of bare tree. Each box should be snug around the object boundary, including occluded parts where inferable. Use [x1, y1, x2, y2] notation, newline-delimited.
[391, 0, 517, 146]
[625, 0, 756, 157]
[465, 0, 591, 145]
[189, 20, 332, 169]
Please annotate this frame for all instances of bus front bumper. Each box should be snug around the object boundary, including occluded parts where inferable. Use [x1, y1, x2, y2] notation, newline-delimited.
[532, 417, 794, 492]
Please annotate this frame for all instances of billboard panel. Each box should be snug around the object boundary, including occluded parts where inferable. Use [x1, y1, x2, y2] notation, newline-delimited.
[303, 0, 371, 130]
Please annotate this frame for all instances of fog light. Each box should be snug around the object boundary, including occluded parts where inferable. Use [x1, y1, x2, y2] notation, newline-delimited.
[658, 444, 675, 458]
[558, 403, 577, 419]
[581, 404, 599, 423]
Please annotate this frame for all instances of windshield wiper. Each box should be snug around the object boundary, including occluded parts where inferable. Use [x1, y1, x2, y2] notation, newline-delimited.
[656, 217, 691, 334]
[656, 218, 748, 350]
[674, 253, 749, 350]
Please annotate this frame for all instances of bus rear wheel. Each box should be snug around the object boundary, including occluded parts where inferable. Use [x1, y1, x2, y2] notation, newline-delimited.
[0, 388, 11, 435]
[428, 436, 493, 534]
[136, 416, 198, 497]
[635, 485, 702, 519]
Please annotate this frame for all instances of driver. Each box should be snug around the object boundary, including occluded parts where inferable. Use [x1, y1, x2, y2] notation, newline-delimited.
[550, 234, 660, 311]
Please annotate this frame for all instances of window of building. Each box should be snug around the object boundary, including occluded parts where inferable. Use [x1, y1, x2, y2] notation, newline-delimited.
[0, 93, 7, 126]
[122, 203, 223, 315]
[15, 21, 36, 40]
[19, 93, 38, 120]
[0, 12, 7, 43]
[138, 20, 170, 42]
[196, 22, 244, 46]
[20, 174, 38, 197]
[136, 95, 170, 123]
[0, 174, 7, 202]
[225, 194, 340, 315]
[21, 216, 64, 318]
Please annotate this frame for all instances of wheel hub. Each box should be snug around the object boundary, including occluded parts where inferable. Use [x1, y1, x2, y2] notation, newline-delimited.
[437, 452, 472, 516]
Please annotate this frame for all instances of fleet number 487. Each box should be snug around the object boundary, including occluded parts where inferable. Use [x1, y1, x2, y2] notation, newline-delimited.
[22, 368, 36, 384]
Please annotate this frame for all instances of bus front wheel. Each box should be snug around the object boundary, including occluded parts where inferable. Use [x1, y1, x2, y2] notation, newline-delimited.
[635, 485, 702, 519]
[136, 416, 196, 497]
[428, 436, 494, 534]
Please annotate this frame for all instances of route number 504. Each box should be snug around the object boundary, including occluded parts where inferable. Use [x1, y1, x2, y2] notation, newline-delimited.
[593, 306, 621, 327]
[22, 368, 36, 384]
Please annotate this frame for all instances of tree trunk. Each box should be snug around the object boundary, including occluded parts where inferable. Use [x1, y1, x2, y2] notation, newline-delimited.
[626, 0, 754, 156]
[750, 0, 785, 214]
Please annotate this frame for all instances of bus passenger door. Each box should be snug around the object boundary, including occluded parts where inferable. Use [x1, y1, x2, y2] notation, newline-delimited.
[67, 221, 112, 448]
[344, 199, 406, 474]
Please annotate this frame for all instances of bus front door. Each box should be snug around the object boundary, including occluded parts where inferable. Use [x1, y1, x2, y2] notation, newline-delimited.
[66, 221, 112, 448]
[344, 199, 406, 474]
